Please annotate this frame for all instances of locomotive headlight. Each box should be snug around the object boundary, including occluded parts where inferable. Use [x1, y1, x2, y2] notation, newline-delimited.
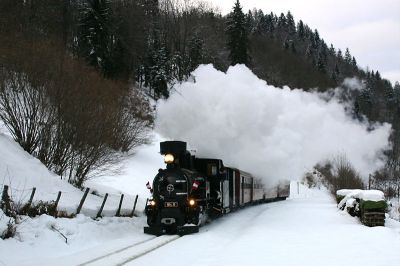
[149, 200, 156, 206]
[189, 199, 196, 206]
[164, 154, 174, 164]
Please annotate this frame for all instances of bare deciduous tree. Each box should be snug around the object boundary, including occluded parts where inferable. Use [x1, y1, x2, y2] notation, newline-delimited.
[0, 36, 154, 188]
[315, 154, 364, 195]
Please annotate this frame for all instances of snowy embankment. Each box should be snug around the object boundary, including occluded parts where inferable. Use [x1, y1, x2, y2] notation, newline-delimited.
[0, 131, 163, 218]
[0, 131, 163, 265]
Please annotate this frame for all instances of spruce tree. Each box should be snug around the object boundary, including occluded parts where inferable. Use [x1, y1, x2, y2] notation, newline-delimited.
[286, 11, 296, 37]
[297, 20, 305, 39]
[344, 48, 352, 64]
[77, 0, 113, 76]
[188, 34, 205, 73]
[351, 56, 357, 67]
[316, 53, 326, 73]
[329, 44, 335, 55]
[337, 49, 343, 60]
[265, 13, 275, 36]
[394, 82, 400, 103]
[226, 0, 249, 66]
[277, 13, 287, 31]
[139, 31, 171, 99]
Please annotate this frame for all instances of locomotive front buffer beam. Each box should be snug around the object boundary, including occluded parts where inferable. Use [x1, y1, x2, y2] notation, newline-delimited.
[144, 225, 199, 236]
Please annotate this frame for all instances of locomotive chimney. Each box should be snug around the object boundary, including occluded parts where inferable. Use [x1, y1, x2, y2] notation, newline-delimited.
[160, 141, 193, 169]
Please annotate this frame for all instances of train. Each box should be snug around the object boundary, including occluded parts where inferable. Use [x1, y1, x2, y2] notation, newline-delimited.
[144, 141, 290, 235]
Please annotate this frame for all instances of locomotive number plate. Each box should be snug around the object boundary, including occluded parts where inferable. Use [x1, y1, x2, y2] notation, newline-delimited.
[165, 202, 178, 207]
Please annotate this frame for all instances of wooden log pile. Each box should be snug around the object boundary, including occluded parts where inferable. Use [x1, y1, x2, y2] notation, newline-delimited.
[337, 189, 387, 227]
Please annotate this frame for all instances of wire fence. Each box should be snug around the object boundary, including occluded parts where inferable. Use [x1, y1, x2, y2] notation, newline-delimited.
[0, 184, 139, 219]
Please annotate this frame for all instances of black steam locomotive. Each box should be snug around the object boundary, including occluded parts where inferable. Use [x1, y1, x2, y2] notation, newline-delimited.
[144, 141, 289, 235]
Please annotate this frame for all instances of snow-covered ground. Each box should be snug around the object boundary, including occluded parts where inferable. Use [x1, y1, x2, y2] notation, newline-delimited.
[126, 185, 400, 266]
[2, 178, 400, 265]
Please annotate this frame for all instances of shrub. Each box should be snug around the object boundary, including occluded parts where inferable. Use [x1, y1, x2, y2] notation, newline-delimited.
[1, 219, 16, 239]
[20, 201, 57, 217]
[316, 154, 365, 195]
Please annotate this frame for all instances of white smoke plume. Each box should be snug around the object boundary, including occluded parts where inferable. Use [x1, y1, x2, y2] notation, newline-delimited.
[155, 65, 391, 184]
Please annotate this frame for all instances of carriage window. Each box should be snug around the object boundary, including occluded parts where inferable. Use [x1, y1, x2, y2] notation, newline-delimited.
[207, 164, 217, 176]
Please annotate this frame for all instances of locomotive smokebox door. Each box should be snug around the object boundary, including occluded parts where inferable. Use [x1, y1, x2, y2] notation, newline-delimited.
[160, 141, 187, 156]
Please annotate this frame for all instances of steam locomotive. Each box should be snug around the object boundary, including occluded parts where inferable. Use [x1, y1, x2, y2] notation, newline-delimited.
[144, 141, 289, 235]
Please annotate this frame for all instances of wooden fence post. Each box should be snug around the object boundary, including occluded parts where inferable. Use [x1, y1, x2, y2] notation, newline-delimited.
[76, 188, 90, 214]
[26, 187, 36, 208]
[1, 185, 12, 216]
[116, 194, 124, 217]
[130, 195, 139, 217]
[1, 185, 8, 202]
[97, 193, 108, 218]
[53, 191, 62, 218]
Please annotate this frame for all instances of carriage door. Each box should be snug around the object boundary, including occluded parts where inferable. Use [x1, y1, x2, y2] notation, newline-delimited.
[222, 175, 230, 212]
[235, 170, 240, 207]
[241, 176, 244, 206]
[229, 169, 234, 208]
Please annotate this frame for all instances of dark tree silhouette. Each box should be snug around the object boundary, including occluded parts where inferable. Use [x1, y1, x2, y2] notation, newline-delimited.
[226, 0, 250, 66]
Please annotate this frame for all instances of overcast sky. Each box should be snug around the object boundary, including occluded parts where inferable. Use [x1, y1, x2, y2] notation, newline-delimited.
[212, 0, 400, 85]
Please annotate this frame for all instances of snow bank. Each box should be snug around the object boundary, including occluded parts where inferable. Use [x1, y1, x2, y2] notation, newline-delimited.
[156, 64, 391, 184]
[0, 214, 150, 265]
[336, 189, 363, 197]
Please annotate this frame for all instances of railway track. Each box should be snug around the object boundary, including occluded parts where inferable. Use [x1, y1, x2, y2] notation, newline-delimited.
[78, 235, 181, 266]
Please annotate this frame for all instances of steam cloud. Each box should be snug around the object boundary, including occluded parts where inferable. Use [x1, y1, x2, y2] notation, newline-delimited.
[155, 65, 391, 184]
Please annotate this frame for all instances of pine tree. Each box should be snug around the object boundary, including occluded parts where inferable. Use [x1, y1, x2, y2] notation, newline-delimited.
[277, 13, 287, 30]
[265, 13, 275, 36]
[245, 10, 254, 33]
[297, 20, 305, 39]
[256, 12, 267, 34]
[226, 0, 250, 66]
[375, 71, 381, 80]
[77, 0, 113, 75]
[188, 34, 205, 73]
[139, 31, 171, 99]
[344, 48, 352, 64]
[286, 11, 296, 37]
[317, 53, 326, 73]
[329, 44, 335, 55]
[337, 49, 343, 60]
[331, 63, 340, 82]
[351, 56, 357, 67]
[314, 29, 320, 48]
[394, 82, 400, 103]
